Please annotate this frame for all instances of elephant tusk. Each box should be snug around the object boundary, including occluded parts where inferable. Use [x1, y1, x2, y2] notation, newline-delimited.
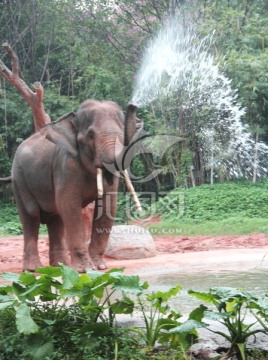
[96, 168, 104, 197]
[122, 169, 143, 212]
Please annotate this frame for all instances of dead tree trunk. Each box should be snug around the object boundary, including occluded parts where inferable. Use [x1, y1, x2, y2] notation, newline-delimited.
[0, 42, 50, 131]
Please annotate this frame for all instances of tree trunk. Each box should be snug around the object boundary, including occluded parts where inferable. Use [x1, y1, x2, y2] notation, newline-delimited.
[252, 126, 259, 183]
[0, 42, 50, 131]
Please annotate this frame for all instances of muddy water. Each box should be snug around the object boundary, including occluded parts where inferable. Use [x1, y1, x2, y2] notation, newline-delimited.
[139, 266, 268, 313]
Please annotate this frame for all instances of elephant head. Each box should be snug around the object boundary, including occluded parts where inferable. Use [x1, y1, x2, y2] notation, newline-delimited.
[42, 100, 141, 195]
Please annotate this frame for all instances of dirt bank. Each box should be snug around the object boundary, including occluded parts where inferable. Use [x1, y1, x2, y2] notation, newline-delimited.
[1, 233, 268, 274]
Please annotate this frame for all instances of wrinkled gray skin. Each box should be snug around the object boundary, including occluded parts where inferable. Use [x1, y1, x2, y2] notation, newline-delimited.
[12, 100, 139, 272]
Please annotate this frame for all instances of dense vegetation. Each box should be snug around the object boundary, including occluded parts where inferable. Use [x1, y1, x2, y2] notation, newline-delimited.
[0, 265, 267, 360]
[157, 181, 268, 221]
[1, 181, 268, 236]
[0, 0, 268, 190]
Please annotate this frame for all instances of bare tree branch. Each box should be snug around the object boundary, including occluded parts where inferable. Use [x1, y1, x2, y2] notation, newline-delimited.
[0, 42, 50, 131]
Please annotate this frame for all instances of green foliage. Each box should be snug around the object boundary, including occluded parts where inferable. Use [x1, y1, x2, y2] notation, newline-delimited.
[154, 181, 268, 222]
[0, 265, 194, 359]
[149, 217, 268, 237]
[0, 267, 268, 359]
[131, 285, 199, 351]
[189, 287, 268, 359]
[0, 200, 21, 235]
[0, 0, 268, 191]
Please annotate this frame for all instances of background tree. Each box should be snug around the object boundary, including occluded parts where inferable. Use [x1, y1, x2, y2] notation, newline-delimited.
[0, 0, 268, 190]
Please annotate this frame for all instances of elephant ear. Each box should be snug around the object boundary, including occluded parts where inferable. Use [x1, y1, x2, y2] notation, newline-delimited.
[41, 112, 78, 157]
[124, 104, 144, 146]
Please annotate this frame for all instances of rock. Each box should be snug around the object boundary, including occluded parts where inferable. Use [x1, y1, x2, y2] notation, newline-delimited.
[105, 225, 156, 260]
[189, 317, 268, 358]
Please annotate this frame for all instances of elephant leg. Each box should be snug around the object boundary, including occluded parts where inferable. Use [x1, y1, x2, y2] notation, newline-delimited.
[59, 205, 93, 272]
[47, 215, 70, 267]
[13, 184, 43, 271]
[22, 216, 43, 271]
[89, 195, 117, 270]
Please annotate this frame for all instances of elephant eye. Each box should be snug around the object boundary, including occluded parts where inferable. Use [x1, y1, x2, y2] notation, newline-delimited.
[87, 131, 94, 140]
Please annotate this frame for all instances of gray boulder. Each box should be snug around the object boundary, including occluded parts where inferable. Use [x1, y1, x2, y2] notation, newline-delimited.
[105, 225, 156, 260]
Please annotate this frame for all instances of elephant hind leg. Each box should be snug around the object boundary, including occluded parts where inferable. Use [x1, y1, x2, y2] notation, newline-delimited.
[12, 180, 42, 271]
[22, 216, 43, 271]
[46, 214, 70, 267]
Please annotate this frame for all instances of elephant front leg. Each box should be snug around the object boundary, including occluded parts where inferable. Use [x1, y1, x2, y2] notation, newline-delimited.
[89, 196, 117, 270]
[47, 215, 70, 267]
[60, 209, 94, 272]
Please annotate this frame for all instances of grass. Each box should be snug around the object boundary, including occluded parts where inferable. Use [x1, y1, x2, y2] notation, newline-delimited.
[148, 217, 268, 236]
[1, 181, 268, 237]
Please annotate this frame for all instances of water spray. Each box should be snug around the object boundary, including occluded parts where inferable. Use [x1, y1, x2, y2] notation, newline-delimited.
[131, 14, 268, 180]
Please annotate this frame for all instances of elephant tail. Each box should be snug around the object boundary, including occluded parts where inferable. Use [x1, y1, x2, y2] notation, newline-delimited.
[0, 176, 12, 184]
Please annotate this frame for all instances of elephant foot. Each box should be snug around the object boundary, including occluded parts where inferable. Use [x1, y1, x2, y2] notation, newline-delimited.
[90, 255, 107, 270]
[70, 262, 95, 273]
[49, 251, 70, 267]
[23, 257, 43, 272]
[70, 252, 94, 273]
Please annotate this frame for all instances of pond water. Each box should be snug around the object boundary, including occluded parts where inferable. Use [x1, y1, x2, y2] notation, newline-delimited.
[141, 266, 268, 313]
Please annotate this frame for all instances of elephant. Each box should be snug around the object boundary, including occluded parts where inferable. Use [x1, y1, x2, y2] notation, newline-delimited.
[11, 99, 141, 272]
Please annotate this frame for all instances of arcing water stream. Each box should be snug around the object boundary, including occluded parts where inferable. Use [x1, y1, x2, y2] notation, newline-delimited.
[131, 15, 268, 180]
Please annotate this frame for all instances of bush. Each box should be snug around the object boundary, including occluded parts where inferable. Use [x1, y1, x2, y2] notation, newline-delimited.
[0, 267, 267, 359]
[155, 181, 268, 222]
[0, 266, 196, 360]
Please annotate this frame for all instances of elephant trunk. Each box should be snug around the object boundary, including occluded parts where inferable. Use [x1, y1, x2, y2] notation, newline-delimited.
[96, 168, 104, 197]
[95, 103, 137, 198]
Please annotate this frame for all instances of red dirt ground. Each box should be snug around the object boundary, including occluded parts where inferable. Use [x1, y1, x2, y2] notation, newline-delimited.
[1, 233, 268, 274]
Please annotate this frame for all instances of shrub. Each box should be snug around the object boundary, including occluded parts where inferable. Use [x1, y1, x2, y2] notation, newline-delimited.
[155, 181, 268, 222]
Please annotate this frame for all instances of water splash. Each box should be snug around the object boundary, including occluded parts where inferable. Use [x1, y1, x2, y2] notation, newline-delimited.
[132, 17, 214, 107]
[131, 16, 268, 179]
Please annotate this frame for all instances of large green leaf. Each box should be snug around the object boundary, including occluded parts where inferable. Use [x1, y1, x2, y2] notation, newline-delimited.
[0, 284, 12, 294]
[1, 272, 20, 283]
[12, 282, 27, 298]
[169, 319, 204, 333]
[61, 264, 79, 290]
[188, 289, 219, 304]
[110, 297, 134, 314]
[0, 300, 15, 310]
[86, 269, 106, 280]
[16, 303, 39, 334]
[71, 273, 91, 290]
[147, 285, 181, 302]
[112, 273, 144, 294]
[210, 287, 253, 301]
[19, 271, 37, 285]
[36, 266, 62, 277]
[189, 304, 208, 321]
[204, 310, 232, 321]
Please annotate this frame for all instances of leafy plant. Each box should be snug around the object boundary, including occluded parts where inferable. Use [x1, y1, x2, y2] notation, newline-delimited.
[248, 295, 268, 334]
[0, 265, 197, 359]
[189, 287, 268, 360]
[0, 265, 146, 359]
[130, 285, 200, 352]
